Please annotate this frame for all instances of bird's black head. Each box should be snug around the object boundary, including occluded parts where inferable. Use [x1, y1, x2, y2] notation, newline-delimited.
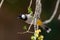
[18, 14, 27, 21]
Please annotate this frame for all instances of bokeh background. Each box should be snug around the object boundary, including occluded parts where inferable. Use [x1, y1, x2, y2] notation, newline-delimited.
[0, 0, 60, 40]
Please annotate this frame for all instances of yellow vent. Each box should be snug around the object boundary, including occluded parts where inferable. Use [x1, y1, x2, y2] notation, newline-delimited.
[36, 19, 43, 26]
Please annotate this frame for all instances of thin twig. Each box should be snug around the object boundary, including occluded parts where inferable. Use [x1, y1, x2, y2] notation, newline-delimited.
[17, 31, 34, 34]
[28, 0, 32, 8]
[0, 0, 4, 8]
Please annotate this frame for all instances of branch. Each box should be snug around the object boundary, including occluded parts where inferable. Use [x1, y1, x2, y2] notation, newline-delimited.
[43, 0, 60, 24]
[34, 0, 42, 18]
[0, 0, 4, 8]
[28, 0, 32, 8]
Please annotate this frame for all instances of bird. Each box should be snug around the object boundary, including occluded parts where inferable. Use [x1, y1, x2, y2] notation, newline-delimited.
[18, 13, 51, 33]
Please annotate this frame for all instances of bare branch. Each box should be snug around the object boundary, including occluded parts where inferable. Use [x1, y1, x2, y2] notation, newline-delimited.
[43, 0, 60, 24]
[0, 0, 4, 8]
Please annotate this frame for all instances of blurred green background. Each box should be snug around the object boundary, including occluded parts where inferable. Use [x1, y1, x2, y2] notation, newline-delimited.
[0, 0, 60, 40]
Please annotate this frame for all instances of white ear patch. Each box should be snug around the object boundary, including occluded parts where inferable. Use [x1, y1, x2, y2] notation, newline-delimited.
[21, 14, 26, 19]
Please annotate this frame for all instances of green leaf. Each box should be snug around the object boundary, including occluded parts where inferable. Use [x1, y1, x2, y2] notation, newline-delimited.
[28, 7, 33, 14]
[31, 36, 35, 40]
[23, 25, 27, 30]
